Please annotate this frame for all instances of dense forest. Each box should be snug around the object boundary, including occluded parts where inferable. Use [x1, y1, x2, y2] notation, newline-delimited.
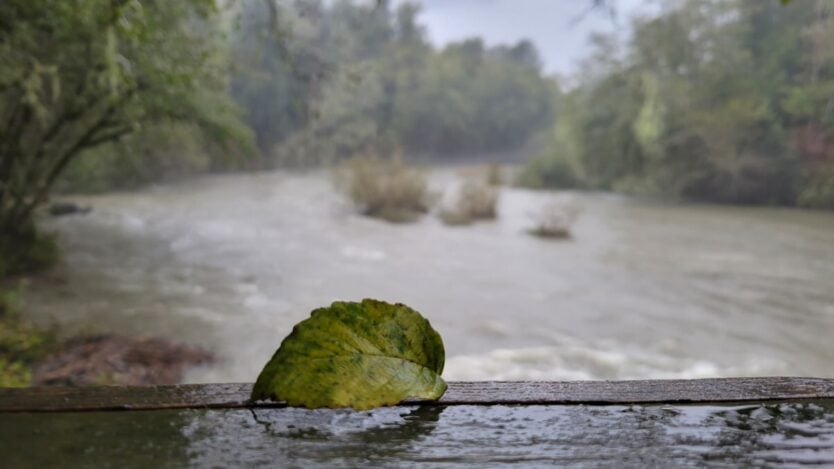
[522, 0, 834, 209]
[0, 0, 555, 274]
[0, 0, 251, 274]
[3, 0, 834, 392]
[229, 0, 555, 166]
[3, 0, 834, 275]
[60, 0, 557, 185]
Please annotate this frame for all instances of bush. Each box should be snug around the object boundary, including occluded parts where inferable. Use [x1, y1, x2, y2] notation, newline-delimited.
[486, 163, 503, 186]
[438, 180, 499, 226]
[339, 151, 430, 223]
[0, 287, 53, 388]
[517, 152, 584, 190]
[0, 358, 31, 388]
[57, 123, 247, 194]
[0, 224, 59, 277]
[437, 210, 474, 226]
[528, 200, 579, 240]
[798, 167, 834, 210]
[459, 181, 500, 219]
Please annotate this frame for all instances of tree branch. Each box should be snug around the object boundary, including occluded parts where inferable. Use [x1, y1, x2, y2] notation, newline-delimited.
[10, 90, 137, 227]
[84, 124, 133, 148]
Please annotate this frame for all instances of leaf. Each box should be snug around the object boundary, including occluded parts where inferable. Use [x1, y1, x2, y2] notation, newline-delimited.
[251, 299, 446, 410]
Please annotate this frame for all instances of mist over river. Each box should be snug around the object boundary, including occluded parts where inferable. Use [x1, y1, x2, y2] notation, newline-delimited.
[24, 169, 834, 382]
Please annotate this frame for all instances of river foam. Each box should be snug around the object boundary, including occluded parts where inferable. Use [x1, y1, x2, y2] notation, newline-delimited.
[444, 345, 789, 381]
[29, 169, 834, 383]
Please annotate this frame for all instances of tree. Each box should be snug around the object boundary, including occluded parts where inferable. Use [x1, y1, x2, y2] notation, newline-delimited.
[231, 0, 555, 164]
[0, 0, 252, 274]
[523, 0, 834, 208]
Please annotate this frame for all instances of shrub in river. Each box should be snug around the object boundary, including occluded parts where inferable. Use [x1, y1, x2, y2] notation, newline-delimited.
[528, 200, 579, 240]
[437, 209, 475, 226]
[339, 151, 430, 223]
[459, 181, 500, 219]
[486, 163, 503, 186]
[439, 180, 499, 226]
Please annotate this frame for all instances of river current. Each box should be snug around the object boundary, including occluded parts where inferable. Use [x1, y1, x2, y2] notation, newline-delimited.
[24, 169, 834, 382]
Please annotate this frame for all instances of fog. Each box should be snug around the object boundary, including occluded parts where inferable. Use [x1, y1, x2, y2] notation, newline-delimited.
[4, 0, 834, 393]
[406, 0, 657, 74]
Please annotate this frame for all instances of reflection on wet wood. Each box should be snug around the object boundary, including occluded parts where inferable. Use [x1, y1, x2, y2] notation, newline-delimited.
[2, 378, 834, 412]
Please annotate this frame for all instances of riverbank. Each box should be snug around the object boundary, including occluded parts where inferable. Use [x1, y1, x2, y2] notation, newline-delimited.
[16, 169, 834, 383]
[0, 288, 50, 387]
[32, 334, 213, 386]
[1, 281, 214, 388]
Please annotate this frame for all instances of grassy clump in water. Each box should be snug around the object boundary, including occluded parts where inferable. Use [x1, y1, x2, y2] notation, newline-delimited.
[0, 287, 53, 387]
[528, 200, 579, 240]
[340, 151, 430, 223]
[439, 180, 499, 226]
[486, 163, 503, 186]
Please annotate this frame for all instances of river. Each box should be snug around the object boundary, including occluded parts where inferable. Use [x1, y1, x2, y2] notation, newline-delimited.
[24, 168, 834, 382]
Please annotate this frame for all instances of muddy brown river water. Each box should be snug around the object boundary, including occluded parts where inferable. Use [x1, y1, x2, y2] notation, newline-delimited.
[24, 169, 834, 383]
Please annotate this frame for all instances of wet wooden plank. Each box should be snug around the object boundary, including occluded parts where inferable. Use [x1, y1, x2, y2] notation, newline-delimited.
[2, 377, 834, 412]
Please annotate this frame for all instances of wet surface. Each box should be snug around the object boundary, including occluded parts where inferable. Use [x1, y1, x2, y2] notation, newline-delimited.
[23, 169, 834, 382]
[3, 401, 834, 467]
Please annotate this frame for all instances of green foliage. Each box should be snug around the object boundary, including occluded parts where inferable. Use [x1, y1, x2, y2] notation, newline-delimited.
[522, 0, 834, 208]
[0, 224, 59, 277]
[798, 166, 834, 209]
[517, 152, 584, 190]
[0, 287, 52, 387]
[229, 0, 325, 157]
[252, 299, 446, 410]
[0, 0, 253, 264]
[0, 358, 31, 388]
[392, 39, 555, 155]
[230, 1, 556, 165]
[339, 151, 430, 223]
[517, 94, 587, 190]
[57, 123, 249, 194]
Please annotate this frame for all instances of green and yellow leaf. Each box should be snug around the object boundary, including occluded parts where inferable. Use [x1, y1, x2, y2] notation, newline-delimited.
[251, 299, 446, 410]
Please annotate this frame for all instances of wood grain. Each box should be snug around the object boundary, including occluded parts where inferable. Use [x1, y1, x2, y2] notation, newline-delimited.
[2, 377, 834, 412]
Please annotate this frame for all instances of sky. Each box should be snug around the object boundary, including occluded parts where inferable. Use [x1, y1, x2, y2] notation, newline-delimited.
[401, 0, 656, 76]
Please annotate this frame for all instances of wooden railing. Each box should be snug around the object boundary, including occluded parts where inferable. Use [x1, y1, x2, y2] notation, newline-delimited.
[3, 377, 834, 412]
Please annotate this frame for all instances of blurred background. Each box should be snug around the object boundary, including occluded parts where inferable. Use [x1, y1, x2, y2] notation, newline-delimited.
[2, 0, 833, 387]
